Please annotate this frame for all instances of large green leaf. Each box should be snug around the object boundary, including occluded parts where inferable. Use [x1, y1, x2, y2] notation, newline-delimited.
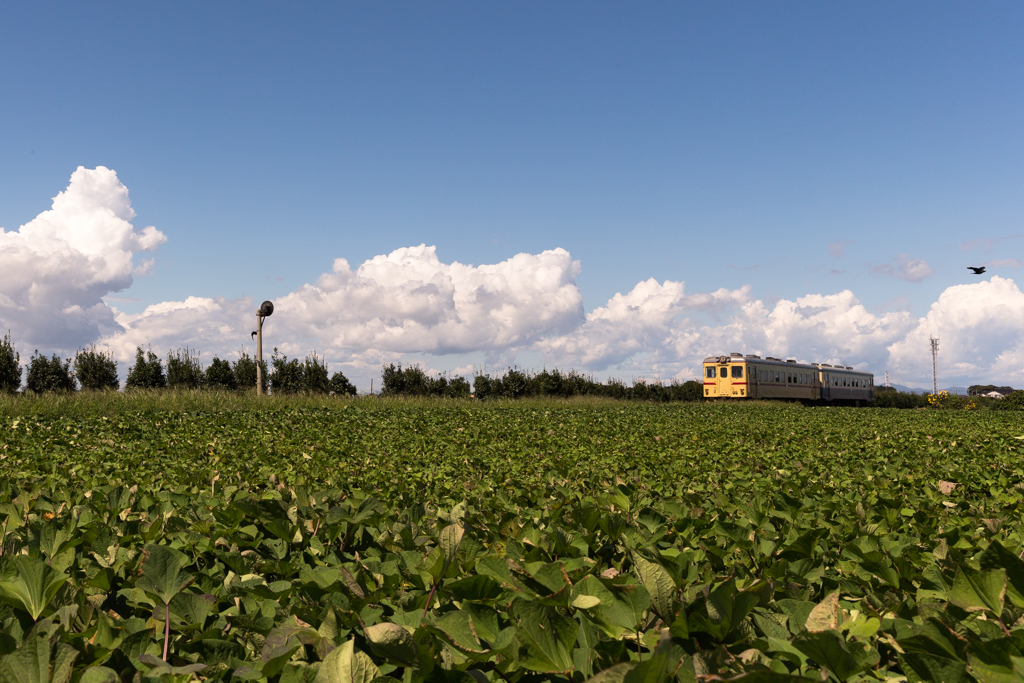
[0, 621, 77, 683]
[315, 640, 380, 683]
[792, 630, 877, 682]
[632, 556, 676, 622]
[898, 652, 970, 683]
[948, 565, 1005, 614]
[701, 579, 760, 642]
[978, 541, 1024, 609]
[364, 622, 418, 667]
[135, 544, 193, 606]
[439, 523, 465, 569]
[966, 637, 1024, 683]
[0, 556, 68, 621]
[804, 591, 839, 632]
[511, 598, 578, 673]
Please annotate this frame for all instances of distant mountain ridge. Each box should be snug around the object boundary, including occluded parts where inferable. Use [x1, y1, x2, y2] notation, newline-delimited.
[879, 384, 970, 395]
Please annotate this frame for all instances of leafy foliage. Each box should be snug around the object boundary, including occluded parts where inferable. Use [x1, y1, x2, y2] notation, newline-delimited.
[73, 346, 119, 391]
[125, 347, 166, 390]
[473, 367, 702, 402]
[205, 356, 239, 391]
[0, 333, 20, 394]
[0, 402, 1021, 682]
[233, 352, 267, 393]
[166, 347, 204, 389]
[328, 372, 357, 397]
[870, 387, 928, 409]
[993, 391, 1024, 412]
[24, 351, 76, 393]
[303, 352, 330, 394]
[270, 349, 306, 394]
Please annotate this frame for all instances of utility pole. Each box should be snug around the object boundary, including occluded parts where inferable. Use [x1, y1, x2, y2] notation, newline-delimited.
[930, 336, 939, 395]
[256, 301, 274, 395]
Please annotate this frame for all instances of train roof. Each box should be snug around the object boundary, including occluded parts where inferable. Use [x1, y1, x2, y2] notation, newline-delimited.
[702, 353, 871, 374]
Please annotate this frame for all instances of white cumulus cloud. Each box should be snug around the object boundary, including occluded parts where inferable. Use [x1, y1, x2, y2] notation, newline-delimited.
[540, 285, 914, 380]
[102, 296, 255, 363]
[275, 244, 584, 355]
[888, 276, 1024, 384]
[0, 166, 165, 349]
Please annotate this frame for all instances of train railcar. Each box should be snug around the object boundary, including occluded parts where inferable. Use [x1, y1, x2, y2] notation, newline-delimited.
[814, 363, 874, 404]
[702, 353, 875, 405]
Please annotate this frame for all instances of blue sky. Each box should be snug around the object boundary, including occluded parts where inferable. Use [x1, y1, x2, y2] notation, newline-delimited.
[1, 3, 1023, 387]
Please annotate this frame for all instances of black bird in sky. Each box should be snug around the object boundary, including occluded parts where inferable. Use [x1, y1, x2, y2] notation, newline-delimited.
[968, 266, 986, 275]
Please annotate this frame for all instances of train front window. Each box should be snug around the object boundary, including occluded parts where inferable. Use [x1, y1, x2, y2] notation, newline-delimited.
[731, 366, 743, 379]
[705, 367, 716, 379]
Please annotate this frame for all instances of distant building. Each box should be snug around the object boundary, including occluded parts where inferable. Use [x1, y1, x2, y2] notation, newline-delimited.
[984, 391, 1005, 399]
[969, 385, 1015, 397]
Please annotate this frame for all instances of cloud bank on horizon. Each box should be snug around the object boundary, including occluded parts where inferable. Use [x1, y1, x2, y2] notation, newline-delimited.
[2, 167, 1022, 387]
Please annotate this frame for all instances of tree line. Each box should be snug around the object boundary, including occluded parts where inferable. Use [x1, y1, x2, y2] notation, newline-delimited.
[0, 333, 356, 396]
[380, 363, 705, 401]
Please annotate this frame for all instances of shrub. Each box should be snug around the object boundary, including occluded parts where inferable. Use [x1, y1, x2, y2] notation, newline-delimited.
[472, 373, 493, 400]
[328, 371, 357, 396]
[668, 380, 704, 402]
[25, 351, 76, 393]
[992, 391, 1024, 412]
[381, 363, 471, 398]
[233, 352, 267, 393]
[205, 357, 238, 390]
[0, 332, 20, 393]
[167, 347, 204, 389]
[303, 352, 330, 394]
[870, 387, 928, 408]
[501, 368, 529, 398]
[270, 348, 304, 394]
[381, 363, 430, 396]
[444, 375, 471, 398]
[74, 346, 119, 390]
[125, 347, 166, 389]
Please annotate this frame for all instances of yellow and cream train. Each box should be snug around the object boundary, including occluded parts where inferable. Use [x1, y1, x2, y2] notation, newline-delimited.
[702, 353, 874, 405]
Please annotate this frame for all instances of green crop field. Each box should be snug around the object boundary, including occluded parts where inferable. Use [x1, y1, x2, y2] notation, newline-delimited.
[0, 395, 1022, 683]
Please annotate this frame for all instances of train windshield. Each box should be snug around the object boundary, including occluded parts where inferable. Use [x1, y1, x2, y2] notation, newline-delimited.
[705, 367, 716, 378]
[731, 366, 743, 378]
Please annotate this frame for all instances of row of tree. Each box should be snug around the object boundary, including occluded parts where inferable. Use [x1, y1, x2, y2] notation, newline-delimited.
[0, 333, 356, 396]
[379, 363, 705, 401]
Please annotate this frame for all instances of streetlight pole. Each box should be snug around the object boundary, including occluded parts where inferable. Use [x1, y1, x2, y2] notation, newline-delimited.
[255, 301, 274, 395]
[256, 312, 264, 395]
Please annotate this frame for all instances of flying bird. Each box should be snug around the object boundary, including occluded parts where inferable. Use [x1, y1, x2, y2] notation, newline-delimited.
[968, 266, 986, 275]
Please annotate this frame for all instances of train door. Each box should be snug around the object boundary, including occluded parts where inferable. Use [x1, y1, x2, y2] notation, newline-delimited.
[717, 362, 731, 396]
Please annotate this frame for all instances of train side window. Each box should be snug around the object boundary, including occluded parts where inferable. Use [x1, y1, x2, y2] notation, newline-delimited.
[705, 367, 716, 379]
[732, 366, 743, 378]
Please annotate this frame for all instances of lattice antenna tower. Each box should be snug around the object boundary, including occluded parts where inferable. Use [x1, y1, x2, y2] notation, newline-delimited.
[929, 336, 939, 395]
[884, 371, 890, 388]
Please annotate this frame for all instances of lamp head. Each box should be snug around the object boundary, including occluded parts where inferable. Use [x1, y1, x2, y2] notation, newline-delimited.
[259, 300, 274, 317]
